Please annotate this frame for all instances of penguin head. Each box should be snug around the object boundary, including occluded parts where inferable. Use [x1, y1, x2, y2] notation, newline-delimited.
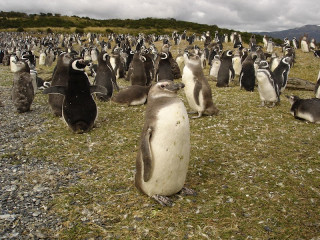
[149, 80, 185, 99]
[258, 60, 269, 69]
[71, 59, 89, 71]
[286, 95, 300, 105]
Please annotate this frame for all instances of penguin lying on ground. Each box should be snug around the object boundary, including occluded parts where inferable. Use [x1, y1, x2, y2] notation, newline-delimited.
[286, 95, 320, 123]
[135, 80, 196, 206]
[44, 59, 108, 133]
[111, 85, 151, 106]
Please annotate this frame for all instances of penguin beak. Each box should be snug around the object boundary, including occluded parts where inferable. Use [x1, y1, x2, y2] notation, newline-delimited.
[162, 82, 185, 92]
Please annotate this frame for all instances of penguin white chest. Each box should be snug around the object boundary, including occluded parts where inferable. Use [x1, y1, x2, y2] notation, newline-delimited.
[316, 87, 320, 99]
[257, 71, 277, 102]
[143, 101, 190, 196]
[182, 66, 203, 112]
[209, 60, 221, 78]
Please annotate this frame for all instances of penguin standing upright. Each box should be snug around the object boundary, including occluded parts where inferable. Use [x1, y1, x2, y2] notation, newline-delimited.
[127, 52, 147, 86]
[270, 53, 281, 72]
[44, 59, 107, 133]
[256, 61, 280, 107]
[315, 70, 320, 98]
[182, 53, 219, 118]
[292, 37, 298, 49]
[286, 95, 320, 123]
[209, 55, 221, 80]
[267, 38, 274, 53]
[239, 52, 257, 92]
[216, 50, 235, 87]
[94, 51, 116, 101]
[301, 36, 309, 53]
[135, 80, 195, 206]
[273, 57, 291, 92]
[11, 59, 34, 113]
[48, 52, 74, 117]
[232, 50, 242, 76]
[154, 52, 174, 82]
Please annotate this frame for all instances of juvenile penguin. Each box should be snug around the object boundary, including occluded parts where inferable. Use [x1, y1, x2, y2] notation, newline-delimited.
[135, 80, 195, 206]
[94, 51, 116, 101]
[154, 52, 174, 82]
[48, 52, 74, 117]
[209, 55, 221, 80]
[112, 85, 151, 106]
[273, 57, 291, 92]
[256, 61, 280, 107]
[182, 53, 219, 118]
[287, 95, 320, 123]
[315, 70, 320, 98]
[239, 52, 257, 92]
[44, 59, 107, 133]
[232, 50, 242, 76]
[216, 50, 235, 87]
[301, 36, 309, 53]
[11, 59, 34, 113]
[127, 52, 147, 86]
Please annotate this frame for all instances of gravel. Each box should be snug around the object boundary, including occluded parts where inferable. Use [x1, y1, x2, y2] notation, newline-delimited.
[0, 85, 80, 239]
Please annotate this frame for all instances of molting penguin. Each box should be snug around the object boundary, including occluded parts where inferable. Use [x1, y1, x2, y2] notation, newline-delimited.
[286, 95, 320, 123]
[209, 55, 221, 80]
[112, 85, 151, 106]
[154, 52, 174, 82]
[44, 59, 107, 133]
[273, 57, 291, 92]
[315, 70, 320, 98]
[48, 52, 74, 117]
[182, 53, 219, 118]
[11, 59, 34, 113]
[239, 52, 257, 92]
[127, 52, 147, 86]
[216, 50, 235, 87]
[256, 61, 280, 107]
[94, 51, 117, 101]
[135, 80, 195, 206]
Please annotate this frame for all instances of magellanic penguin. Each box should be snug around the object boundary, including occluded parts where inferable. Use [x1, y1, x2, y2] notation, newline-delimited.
[182, 53, 219, 118]
[127, 52, 147, 86]
[48, 52, 74, 117]
[232, 50, 242, 76]
[216, 50, 235, 87]
[256, 61, 280, 107]
[301, 36, 309, 53]
[286, 95, 320, 123]
[135, 80, 195, 206]
[239, 52, 257, 92]
[94, 50, 117, 101]
[43, 59, 107, 133]
[11, 59, 34, 113]
[315, 70, 320, 98]
[111, 85, 151, 106]
[273, 57, 291, 93]
[209, 55, 221, 80]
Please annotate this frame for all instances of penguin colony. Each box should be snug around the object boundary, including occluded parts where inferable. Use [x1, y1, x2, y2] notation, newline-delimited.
[0, 29, 320, 206]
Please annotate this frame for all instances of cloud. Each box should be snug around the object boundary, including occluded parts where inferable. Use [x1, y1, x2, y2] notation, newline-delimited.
[0, 0, 319, 32]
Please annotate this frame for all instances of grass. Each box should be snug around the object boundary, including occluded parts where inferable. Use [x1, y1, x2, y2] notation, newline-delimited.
[1, 37, 320, 239]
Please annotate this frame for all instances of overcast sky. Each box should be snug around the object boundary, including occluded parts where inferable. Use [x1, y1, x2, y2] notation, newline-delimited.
[1, 0, 319, 32]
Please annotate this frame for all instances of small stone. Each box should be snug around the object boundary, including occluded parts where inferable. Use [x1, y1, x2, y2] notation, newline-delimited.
[32, 211, 41, 217]
[0, 214, 16, 221]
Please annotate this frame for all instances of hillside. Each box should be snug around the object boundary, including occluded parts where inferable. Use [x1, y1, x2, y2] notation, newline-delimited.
[254, 24, 320, 42]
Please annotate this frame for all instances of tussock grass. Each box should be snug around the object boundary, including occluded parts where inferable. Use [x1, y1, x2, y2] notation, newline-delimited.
[1, 39, 320, 239]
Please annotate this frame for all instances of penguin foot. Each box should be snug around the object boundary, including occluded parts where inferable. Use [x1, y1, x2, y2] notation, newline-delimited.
[191, 112, 203, 119]
[152, 195, 173, 207]
[179, 187, 197, 196]
[258, 101, 265, 107]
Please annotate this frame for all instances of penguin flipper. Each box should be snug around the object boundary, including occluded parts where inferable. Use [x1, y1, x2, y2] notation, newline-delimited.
[193, 79, 202, 106]
[42, 86, 66, 95]
[90, 85, 108, 95]
[141, 127, 153, 182]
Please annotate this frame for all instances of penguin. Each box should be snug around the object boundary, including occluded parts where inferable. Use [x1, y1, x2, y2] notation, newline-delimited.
[44, 59, 107, 133]
[94, 51, 117, 101]
[141, 50, 154, 85]
[301, 36, 309, 53]
[135, 80, 195, 206]
[11, 59, 34, 113]
[309, 38, 316, 50]
[266, 38, 273, 53]
[175, 51, 185, 73]
[232, 50, 242, 76]
[10, 55, 24, 73]
[273, 57, 291, 92]
[292, 37, 298, 49]
[315, 70, 320, 98]
[39, 50, 46, 65]
[216, 50, 235, 87]
[256, 61, 280, 107]
[239, 52, 257, 92]
[209, 55, 221, 80]
[112, 85, 151, 106]
[286, 95, 320, 123]
[269, 53, 281, 72]
[48, 52, 74, 117]
[154, 52, 174, 82]
[263, 35, 268, 48]
[182, 53, 219, 118]
[127, 52, 147, 86]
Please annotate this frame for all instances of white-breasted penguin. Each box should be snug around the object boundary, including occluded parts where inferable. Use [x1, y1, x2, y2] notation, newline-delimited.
[11, 59, 34, 113]
[301, 36, 309, 53]
[256, 61, 280, 107]
[135, 80, 195, 206]
[44, 59, 107, 133]
[232, 50, 242, 76]
[286, 95, 320, 123]
[182, 53, 219, 118]
[209, 55, 221, 80]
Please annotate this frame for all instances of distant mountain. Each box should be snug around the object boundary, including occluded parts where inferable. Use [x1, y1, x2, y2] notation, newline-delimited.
[254, 24, 320, 42]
